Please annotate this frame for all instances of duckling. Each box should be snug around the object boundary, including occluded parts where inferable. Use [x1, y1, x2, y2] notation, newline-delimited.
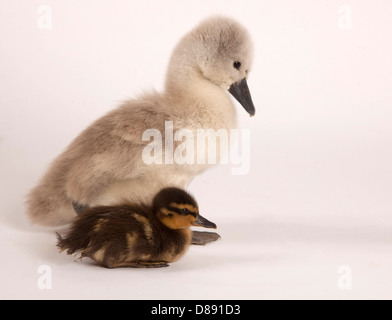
[27, 16, 255, 244]
[56, 187, 216, 268]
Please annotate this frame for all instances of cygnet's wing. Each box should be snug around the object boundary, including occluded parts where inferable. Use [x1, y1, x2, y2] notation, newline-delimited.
[111, 94, 169, 144]
[63, 95, 168, 204]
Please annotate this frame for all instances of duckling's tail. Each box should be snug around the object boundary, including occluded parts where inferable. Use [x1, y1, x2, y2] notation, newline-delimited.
[56, 232, 78, 255]
[56, 232, 67, 253]
[56, 229, 90, 256]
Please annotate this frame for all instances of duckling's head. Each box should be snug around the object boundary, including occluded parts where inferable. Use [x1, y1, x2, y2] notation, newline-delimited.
[153, 187, 216, 230]
[166, 16, 255, 116]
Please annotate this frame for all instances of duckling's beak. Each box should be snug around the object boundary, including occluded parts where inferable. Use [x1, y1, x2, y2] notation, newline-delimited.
[192, 215, 217, 229]
[228, 78, 256, 117]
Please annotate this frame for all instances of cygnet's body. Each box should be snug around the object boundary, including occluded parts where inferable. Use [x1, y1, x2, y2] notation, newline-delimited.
[27, 16, 255, 226]
[57, 187, 216, 268]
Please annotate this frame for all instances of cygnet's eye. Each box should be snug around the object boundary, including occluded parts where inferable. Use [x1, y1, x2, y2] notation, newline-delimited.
[233, 61, 241, 70]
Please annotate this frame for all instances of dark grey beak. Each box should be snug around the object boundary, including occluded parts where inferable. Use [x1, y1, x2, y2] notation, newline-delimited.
[228, 78, 255, 117]
[192, 215, 217, 229]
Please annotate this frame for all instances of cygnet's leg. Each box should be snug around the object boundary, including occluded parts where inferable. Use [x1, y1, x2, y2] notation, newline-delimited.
[72, 201, 89, 215]
[191, 231, 221, 245]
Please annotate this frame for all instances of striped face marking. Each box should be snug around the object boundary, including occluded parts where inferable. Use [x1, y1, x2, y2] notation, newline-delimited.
[168, 202, 198, 217]
[159, 203, 199, 230]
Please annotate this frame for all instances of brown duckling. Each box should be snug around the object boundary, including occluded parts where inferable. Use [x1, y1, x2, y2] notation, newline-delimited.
[57, 187, 216, 268]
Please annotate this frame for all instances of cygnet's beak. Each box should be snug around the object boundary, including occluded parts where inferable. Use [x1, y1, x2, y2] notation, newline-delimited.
[191, 215, 217, 229]
[228, 78, 256, 117]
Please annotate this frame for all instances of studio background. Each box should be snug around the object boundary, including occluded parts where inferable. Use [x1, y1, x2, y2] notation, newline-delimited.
[1, 0, 391, 299]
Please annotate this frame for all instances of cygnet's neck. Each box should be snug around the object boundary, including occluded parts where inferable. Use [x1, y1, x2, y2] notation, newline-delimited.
[163, 62, 237, 130]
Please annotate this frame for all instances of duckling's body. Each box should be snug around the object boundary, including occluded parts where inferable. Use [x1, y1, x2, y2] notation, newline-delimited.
[57, 188, 216, 268]
[57, 205, 190, 268]
[27, 16, 255, 227]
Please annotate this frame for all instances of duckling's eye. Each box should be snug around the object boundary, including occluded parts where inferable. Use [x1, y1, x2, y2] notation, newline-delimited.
[233, 61, 241, 70]
[180, 208, 190, 215]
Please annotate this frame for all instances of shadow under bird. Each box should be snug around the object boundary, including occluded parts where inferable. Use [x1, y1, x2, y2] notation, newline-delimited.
[57, 188, 216, 268]
[27, 16, 255, 244]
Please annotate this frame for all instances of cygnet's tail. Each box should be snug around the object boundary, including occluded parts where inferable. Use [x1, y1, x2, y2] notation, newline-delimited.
[26, 181, 77, 227]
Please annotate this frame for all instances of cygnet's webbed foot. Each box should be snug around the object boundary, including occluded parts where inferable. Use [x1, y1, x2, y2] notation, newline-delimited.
[72, 201, 89, 215]
[191, 231, 221, 245]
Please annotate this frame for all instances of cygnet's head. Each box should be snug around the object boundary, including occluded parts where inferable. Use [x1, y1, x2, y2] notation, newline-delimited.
[166, 16, 256, 116]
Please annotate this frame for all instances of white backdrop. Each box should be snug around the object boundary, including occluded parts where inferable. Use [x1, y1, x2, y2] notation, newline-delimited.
[1, 0, 391, 299]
